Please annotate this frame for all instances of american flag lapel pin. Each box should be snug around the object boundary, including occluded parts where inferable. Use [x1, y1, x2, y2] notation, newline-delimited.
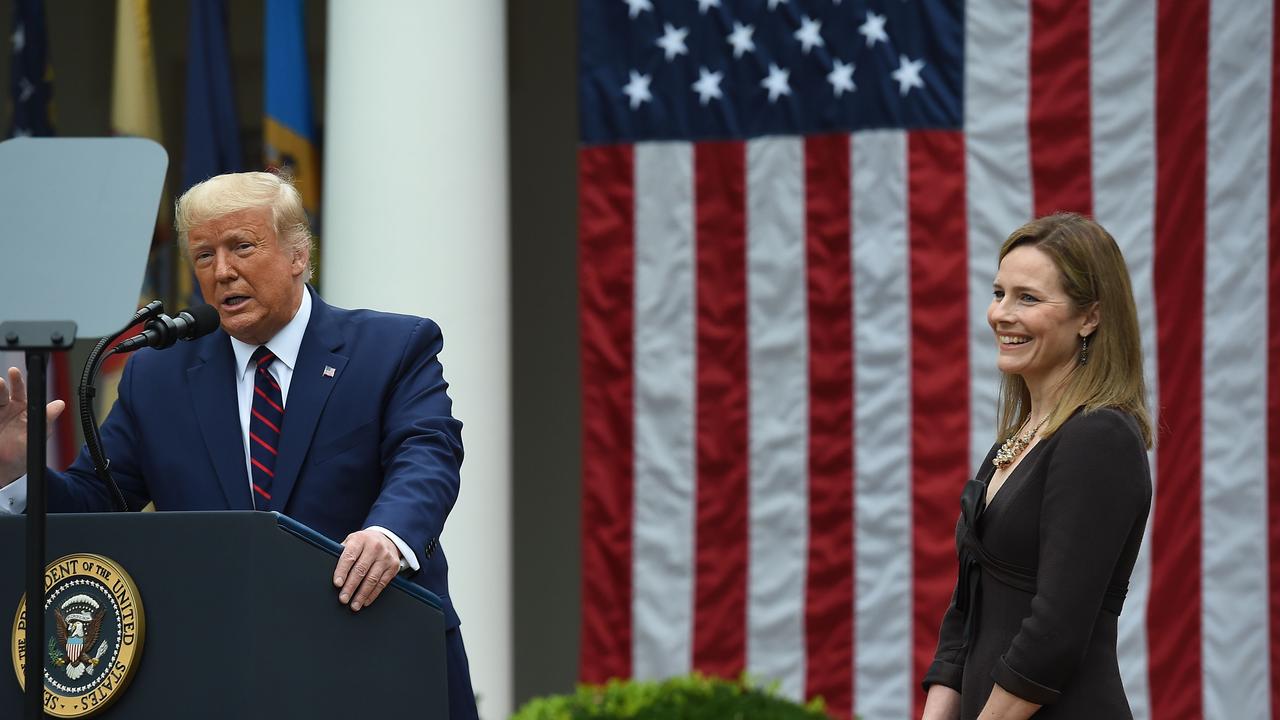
[323, 366, 336, 378]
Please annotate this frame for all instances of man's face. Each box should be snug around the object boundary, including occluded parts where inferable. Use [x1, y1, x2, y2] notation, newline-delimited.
[187, 206, 306, 346]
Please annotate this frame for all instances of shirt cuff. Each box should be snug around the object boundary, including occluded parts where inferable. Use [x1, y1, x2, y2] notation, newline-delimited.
[992, 655, 1061, 705]
[0, 475, 27, 515]
[367, 525, 420, 573]
[922, 658, 965, 694]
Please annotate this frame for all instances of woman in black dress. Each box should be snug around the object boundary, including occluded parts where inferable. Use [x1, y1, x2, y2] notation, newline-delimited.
[920, 214, 1153, 720]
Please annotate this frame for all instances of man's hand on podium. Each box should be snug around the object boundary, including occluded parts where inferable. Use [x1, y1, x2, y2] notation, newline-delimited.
[333, 528, 403, 613]
[0, 367, 66, 486]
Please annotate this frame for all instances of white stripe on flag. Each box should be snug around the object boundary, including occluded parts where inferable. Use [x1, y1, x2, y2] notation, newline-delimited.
[851, 130, 913, 720]
[745, 136, 808, 701]
[1202, 0, 1273, 716]
[631, 141, 696, 680]
[963, 0, 1033, 468]
[1089, 0, 1157, 716]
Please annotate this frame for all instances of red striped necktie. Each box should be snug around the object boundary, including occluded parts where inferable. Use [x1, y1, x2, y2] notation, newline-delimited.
[248, 346, 284, 510]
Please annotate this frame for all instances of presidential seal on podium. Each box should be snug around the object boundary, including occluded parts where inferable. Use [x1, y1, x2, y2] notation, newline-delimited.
[10, 553, 145, 718]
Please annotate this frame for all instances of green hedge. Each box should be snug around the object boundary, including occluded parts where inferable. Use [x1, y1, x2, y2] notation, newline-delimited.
[511, 674, 834, 720]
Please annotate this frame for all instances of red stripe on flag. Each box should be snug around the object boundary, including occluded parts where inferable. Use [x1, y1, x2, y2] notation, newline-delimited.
[1028, 0, 1093, 216]
[1150, 1, 1207, 717]
[907, 130, 969, 719]
[50, 351, 76, 470]
[803, 133, 855, 718]
[577, 145, 636, 683]
[1269, 5, 1280, 711]
[692, 141, 749, 677]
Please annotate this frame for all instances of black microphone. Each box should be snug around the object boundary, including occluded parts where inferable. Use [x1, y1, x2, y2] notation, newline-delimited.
[114, 305, 221, 354]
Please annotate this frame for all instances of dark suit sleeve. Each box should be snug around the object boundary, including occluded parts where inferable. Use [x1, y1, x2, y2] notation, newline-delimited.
[992, 410, 1149, 704]
[362, 318, 464, 565]
[923, 574, 968, 693]
[47, 354, 152, 513]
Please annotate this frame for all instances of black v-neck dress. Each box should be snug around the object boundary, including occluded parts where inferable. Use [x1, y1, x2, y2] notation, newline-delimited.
[923, 408, 1152, 719]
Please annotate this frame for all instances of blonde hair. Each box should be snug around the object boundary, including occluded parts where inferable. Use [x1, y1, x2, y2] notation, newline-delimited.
[175, 171, 314, 279]
[995, 213, 1153, 448]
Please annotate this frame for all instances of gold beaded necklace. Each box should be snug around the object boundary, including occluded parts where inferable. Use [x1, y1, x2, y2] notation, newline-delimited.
[992, 413, 1050, 469]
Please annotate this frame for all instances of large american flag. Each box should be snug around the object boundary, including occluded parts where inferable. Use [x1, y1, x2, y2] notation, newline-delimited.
[577, 1, 1278, 719]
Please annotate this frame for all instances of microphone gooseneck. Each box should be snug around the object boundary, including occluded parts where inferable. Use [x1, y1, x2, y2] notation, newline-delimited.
[76, 303, 221, 512]
[78, 300, 168, 512]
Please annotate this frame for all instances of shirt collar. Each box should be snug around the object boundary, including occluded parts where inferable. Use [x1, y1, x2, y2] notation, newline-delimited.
[230, 287, 312, 378]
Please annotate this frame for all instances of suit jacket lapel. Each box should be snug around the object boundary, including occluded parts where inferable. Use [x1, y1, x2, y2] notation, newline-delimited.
[188, 334, 252, 509]
[270, 293, 348, 511]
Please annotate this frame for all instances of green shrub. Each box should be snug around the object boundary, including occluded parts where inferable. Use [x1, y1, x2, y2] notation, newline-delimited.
[510, 673, 834, 720]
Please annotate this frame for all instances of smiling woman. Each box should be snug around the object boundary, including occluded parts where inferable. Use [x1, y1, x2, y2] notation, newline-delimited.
[920, 213, 1154, 720]
[989, 214, 1152, 447]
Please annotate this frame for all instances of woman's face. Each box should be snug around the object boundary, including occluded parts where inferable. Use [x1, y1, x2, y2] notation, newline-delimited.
[987, 245, 1096, 390]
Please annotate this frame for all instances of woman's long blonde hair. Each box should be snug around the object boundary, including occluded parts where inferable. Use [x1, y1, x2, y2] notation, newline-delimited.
[995, 213, 1153, 448]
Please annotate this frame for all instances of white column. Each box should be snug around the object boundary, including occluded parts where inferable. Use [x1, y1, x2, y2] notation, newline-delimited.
[322, 2, 510, 717]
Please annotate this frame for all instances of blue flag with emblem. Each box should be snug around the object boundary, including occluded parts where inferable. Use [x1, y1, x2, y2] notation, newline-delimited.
[263, 0, 320, 222]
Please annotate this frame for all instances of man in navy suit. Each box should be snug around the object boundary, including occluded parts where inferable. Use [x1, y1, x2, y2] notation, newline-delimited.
[0, 171, 479, 720]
